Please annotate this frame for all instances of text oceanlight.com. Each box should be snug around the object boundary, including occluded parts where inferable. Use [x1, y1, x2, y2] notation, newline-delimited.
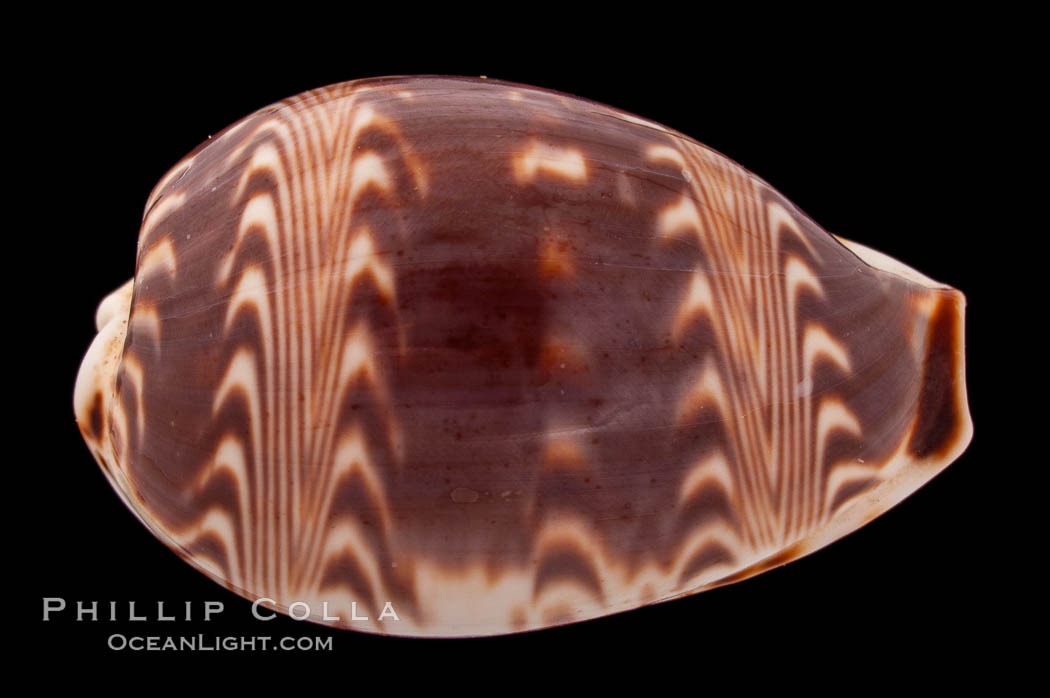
[107, 634, 333, 651]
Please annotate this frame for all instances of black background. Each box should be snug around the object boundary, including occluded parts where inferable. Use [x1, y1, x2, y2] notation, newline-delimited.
[19, 22, 1018, 673]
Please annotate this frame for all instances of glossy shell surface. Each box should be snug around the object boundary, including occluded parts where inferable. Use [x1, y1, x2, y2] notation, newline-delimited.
[74, 76, 973, 637]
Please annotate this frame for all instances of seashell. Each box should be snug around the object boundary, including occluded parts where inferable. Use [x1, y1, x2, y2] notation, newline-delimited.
[73, 76, 972, 637]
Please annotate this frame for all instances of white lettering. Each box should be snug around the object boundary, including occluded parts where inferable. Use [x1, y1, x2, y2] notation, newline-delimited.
[77, 601, 98, 621]
[288, 601, 311, 620]
[42, 597, 66, 620]
[322, 601, 340, 622]
[204, 601, 224, 621]
[252, 598, 277, 621]
[378, 602, 400, 621]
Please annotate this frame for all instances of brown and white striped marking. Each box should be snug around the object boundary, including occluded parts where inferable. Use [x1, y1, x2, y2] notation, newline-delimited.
[74, 76, 972, 637]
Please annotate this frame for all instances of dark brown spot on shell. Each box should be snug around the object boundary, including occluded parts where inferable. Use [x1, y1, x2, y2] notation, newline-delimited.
[88, 391, 104, 440]
[908, 294, 965, 459]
